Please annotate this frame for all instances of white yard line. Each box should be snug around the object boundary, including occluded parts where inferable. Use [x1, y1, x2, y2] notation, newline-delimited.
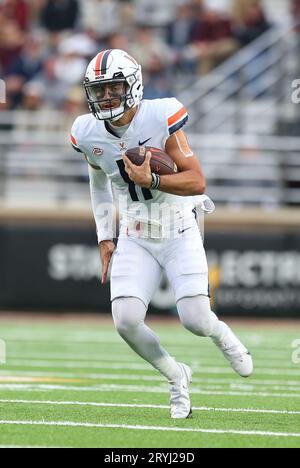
[0, 370, 298, 390]
[0, 399, 299, 416]
[4, 359, 300, 376]
[8, 354, 142, 363]
[7, 348, 293, 359]
[3, 337, 294, 351]
[5, 354, 294, 367]
[6, 360, 152, 371]
[6, 350, 294, 360]
[0, 420, 299, 438]
[0, 383, 299, 398]
[5, 340, 292, 357]
[2, 330, 293, 340]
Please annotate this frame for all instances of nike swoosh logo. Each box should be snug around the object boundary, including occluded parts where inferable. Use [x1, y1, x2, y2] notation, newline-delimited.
[139, 138, 152, 146]
[178, 227, 192, 235]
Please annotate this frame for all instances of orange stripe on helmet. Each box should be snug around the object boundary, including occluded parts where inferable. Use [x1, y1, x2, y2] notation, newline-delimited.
[168, 106, 187, 127]
[95, 51, 105, 78]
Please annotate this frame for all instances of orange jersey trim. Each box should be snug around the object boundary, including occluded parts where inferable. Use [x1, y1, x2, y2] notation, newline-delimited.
[168, 106, 188, 127]
[71, 135, 78, 147]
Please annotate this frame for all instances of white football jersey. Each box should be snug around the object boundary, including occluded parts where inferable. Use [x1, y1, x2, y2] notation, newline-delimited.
[71, 98, 195, 237]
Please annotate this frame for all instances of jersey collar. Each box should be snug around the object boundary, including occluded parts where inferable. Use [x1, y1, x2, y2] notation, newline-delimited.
[103, 104, 142, 139]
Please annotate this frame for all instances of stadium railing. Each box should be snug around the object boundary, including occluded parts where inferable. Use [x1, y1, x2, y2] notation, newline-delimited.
[178, 21, 300, 135]
[1, 124, 300, 205]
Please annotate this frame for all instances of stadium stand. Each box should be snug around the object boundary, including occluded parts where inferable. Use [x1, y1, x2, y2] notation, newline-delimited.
[0, 0, 300, 206]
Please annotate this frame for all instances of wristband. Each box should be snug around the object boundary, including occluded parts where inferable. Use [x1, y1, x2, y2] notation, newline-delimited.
[150, 173, 161, 190]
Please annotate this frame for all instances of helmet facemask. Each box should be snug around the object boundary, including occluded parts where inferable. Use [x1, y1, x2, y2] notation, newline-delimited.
[84, 73, 140, 122]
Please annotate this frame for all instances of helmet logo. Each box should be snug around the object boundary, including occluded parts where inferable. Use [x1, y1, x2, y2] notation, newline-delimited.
[125, 54, 138, 66]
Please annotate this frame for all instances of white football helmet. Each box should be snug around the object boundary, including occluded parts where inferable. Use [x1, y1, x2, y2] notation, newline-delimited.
[83, 49, 143, 122]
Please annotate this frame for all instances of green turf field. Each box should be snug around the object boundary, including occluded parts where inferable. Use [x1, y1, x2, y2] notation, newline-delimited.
[0, 317, 299, 448]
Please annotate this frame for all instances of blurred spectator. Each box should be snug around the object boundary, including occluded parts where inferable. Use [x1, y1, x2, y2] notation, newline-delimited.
[30, 33, 93, 110]
[58, 33, 98, 60]
[166, 3, 195, 50]
[82, 0, 122, 40]
[54, 35, 93, 90]
[0, 15, 25, 73]
[191, 6, 238, 75]
[54, 53, 87, 86]
[129, 26, 175, 98]
[0, 0, 29, 31]
[1, 0, 294, 113]
[40, 0, 80, 32]
[117, 0, 135, 33]
[190, 0, 205, 17]
[107, 32, 130, 52]
[19, 80, 45, 111]
[134, 0, 177, 28]
[230, 0, 271, 99]
[232, 0, 271, 47]
[166, 3, 198, 74]
[130, 26, 174, 74]
[5, 33, 45, 108]
[32, 56, 71, 109]
[63, 86, 89, 121]
[292, 0, 300, 19]
[204, 0, 230, 13]
[291, 0, 300, 33]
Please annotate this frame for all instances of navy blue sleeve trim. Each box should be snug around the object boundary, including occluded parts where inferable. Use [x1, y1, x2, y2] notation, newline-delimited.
[168, 116, 189, 136]
[71, 143, 83, 153]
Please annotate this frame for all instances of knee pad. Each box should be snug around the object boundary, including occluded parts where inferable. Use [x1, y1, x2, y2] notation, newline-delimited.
[177, 295, 218, 337]
[112, 297, 147, 336]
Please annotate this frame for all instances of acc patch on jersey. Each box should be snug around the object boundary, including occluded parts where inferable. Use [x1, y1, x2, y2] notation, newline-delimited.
[93, 147, 104, 156]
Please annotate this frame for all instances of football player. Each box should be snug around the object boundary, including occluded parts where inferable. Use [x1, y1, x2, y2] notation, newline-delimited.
[71, 49, 253, 419]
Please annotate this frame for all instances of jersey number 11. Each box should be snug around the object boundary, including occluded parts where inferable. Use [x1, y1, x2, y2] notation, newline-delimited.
[116, 159, 153, 202]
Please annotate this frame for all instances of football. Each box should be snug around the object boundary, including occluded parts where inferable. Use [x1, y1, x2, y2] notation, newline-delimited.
[125, 146, 178, 175]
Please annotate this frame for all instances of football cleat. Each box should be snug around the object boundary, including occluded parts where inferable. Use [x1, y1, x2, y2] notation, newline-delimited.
[214, 328, 253, 378]
[170, 363, 193, 419]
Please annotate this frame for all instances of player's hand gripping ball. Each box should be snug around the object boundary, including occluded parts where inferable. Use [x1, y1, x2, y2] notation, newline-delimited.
[125, 146, 178, 175]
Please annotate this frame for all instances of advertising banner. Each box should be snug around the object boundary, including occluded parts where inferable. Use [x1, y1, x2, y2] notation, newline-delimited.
[0, 224, 299, 317]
